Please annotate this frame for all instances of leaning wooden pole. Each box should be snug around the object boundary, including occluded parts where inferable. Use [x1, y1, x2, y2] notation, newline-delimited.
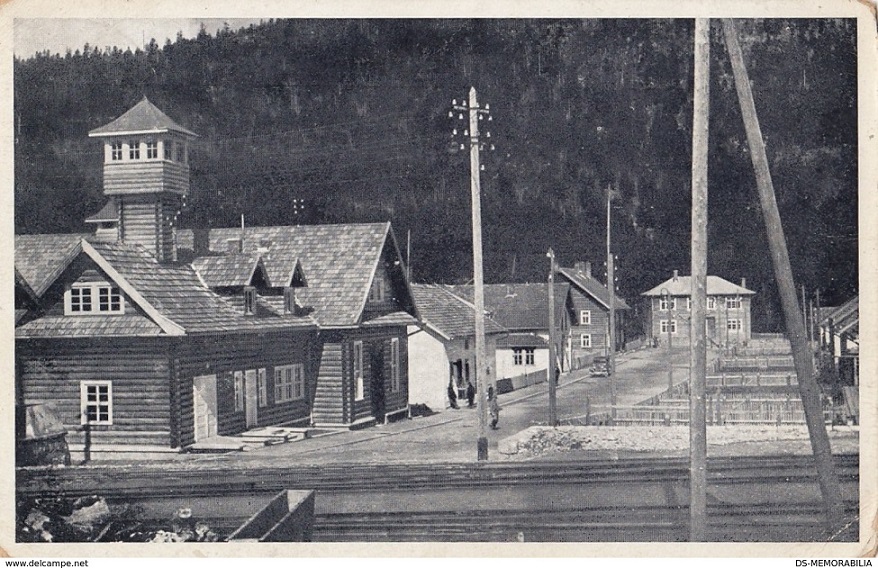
[721, 18, 844, 529]
[689, 17, 710, 543]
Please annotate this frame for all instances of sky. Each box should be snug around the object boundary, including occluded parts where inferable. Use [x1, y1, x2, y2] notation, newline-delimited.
[13, 18, 266, 58]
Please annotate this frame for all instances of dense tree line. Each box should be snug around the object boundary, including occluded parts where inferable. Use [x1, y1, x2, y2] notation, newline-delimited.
[14, 19, 857, 332]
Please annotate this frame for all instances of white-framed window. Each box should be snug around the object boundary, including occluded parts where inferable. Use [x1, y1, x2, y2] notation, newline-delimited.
[390, 338, 400, 393]
[274, 364, 305, 403]
[128, 140, 140, 160]
[686, 297, 691, 310]
[233, 371, 245, 412]
[524, 348, 535, 365]
[353, 341, 364, 401]
[659, 297, 676, 311]
[660, 320, 678, 334]
[579, 310, 591, 325]
[580, 334, 592, 348]
[708, 297, 716, 310]
[368, 273, 386, 303]
[81, 381, 112, 425]
[146, 140, 158, 159]
[66, 283, 123, 315]
[244, 286, 257, 315]
[111, 141, 123, 161]
[164, 141, 174, 160]
[513, 348, 523, 365]
[726, 297, 742, 309]
[727, 319, 742, 331]
[257, 368, 268, 407]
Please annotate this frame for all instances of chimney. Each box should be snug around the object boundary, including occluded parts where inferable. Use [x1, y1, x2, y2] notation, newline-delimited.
[741, 277, 747, 289]
[227, 238, 243, 254]
[585, 261, 592, 278]
[673, 270, 679, 281]
[193, 228, 211, 256]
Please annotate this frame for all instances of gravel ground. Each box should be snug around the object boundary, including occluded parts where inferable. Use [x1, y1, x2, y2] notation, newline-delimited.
[505, 424, 859, 459]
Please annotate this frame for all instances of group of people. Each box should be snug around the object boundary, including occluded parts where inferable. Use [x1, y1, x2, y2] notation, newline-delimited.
[447, 379, 501, 429]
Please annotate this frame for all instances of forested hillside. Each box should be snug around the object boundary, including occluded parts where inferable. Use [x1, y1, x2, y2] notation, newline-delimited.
[13, 19, 857, 331]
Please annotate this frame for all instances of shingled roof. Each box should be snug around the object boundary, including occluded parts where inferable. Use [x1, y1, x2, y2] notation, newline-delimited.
[557, 266, 631, 310]
[411, 284, 506, 340]
[191, 253, 266, 288]
[179, 223, 416, 327]
[15, 234, 86, 296]
[88, 97, 197, 138]
[641, 275, 755, 297]
[446, 283, 571, 332]
[15, 236, 315, 338]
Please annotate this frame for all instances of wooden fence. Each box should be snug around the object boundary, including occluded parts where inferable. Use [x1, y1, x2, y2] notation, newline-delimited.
[715, 355, 795, 372]
[707, 373, 797, 387]
[610, 396, 819, 426]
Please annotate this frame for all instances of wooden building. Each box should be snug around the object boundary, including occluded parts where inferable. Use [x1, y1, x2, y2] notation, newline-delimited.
[15, 99, 418, 459]
[447, 283, 574, 374]
[817, 296, 859, 387]
[556, 261, 631, 366]
[177, 223, 419, 428]
[407, 284, 506, 411]
[641, 271, 755, 347]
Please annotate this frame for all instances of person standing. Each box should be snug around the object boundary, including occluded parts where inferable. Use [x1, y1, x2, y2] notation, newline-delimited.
[488, 386, 501, 429]
[466, 380, 476, 408]
[447, 380, 459, 409]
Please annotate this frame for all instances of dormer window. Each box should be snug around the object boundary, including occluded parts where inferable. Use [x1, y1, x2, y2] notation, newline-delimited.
[244, 286, 257, 315]
[66, 283, 123, 315]
[146, 140, 158, 159]
[111, 141, 123, 161]
[164, 141, 173, 160]
[128, 140, 140, 160]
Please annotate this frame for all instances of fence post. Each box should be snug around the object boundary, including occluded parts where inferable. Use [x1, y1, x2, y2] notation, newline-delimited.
[664, 413, 671, 427]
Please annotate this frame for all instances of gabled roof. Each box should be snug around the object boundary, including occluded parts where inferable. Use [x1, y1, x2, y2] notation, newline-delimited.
[88, 97, 197, 138]
[641, 275, 755, 297]
[411, 284, 506, 340]
[15, 234, 86, 296]
[85, 199, 119, 224]
[178, 223, 416, 327]
[15, 236, 316, 338]
[557, 266, 631, 310]
[496, 332, 548, 349]
[446, 283, 571, 332]
[192, 253, 267, 288]
[261, 250, 308, 288]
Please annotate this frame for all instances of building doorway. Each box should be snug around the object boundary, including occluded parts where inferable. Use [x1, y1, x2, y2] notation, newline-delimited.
[193, 374, 218, 441]
[244, 369, 258, 427]
[370, 346, 386, 419]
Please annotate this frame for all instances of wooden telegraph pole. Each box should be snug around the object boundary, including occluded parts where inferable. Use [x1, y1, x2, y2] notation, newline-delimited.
[689, 17, 710, 542]
[452, 88, 493, 461]
[721, 19, 844, 529]
[607, 194, 617, 421]
[547, 248, 558, 426]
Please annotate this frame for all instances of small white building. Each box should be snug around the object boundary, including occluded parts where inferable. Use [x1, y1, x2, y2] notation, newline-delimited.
[494, 332, 550, 392]
[408, 284, 506, 411]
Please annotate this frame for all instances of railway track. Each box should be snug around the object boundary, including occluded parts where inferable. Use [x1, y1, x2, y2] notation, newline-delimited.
[18, 454, 860, 542]
[17, 453, 860, 498]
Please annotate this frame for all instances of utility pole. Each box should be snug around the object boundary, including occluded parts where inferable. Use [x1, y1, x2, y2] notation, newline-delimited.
[607, 193, 617, 421]
[547, 248, 558, 426]
[689, 16, 710, 543]
[452, 88, 493, 461]
[406, 229, 412, 283]
[722, 18, 844, 530]
[662, 288, 673, 392]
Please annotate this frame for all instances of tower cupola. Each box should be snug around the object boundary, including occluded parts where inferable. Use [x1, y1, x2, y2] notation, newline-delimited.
[88, 97, 198, 262]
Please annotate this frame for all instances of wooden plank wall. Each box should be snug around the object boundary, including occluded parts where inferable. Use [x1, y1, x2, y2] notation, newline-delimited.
[18, 338, 173, 447]
[103, 161, 188, 195]
[569, 291, 608, 358]
[174, 331, 315, 447]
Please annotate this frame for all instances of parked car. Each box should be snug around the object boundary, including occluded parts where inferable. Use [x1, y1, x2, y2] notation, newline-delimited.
[589, 356, 611, 377]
